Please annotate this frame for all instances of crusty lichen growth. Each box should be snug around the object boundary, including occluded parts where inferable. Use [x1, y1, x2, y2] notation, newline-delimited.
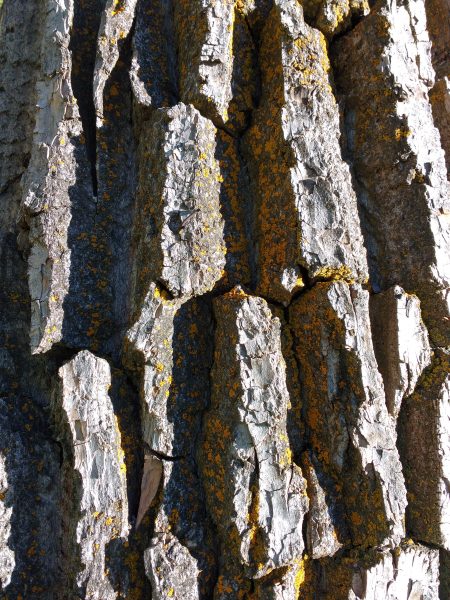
[290, 282, 406, 548]
[399, 351, 450, 550]
[5, 0, 450, 594]
[302, 0, 369, 38]
[200, 289, 308, 586]
[94, 0, 137, 123]
[130, 102, 226, 306]
[215, 129, 251, 288]
[333, 0, 450, 346]
[244, 0, 367, 304]
[52, 351, 128, 598]
[174, 0, 235, 126]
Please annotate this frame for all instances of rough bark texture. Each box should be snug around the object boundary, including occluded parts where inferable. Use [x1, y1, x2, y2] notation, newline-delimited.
[0, 0, 449, 598]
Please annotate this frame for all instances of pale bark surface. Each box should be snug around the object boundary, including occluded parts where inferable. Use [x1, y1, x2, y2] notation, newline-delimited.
[0, 0, 449, 598]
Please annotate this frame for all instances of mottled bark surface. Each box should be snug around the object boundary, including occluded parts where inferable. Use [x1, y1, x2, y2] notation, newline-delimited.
[0, 0, 449, 598]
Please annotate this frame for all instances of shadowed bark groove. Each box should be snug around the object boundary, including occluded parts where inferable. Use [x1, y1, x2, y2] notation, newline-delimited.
[1, 0, 449, 598]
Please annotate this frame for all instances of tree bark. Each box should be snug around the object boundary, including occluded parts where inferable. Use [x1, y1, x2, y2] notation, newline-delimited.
[0, 0, 449, 598]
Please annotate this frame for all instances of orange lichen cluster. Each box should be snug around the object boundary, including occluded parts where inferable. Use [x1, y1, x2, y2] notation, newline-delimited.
[400, 351, 450, 545]
[225, 3, 259, 133]
[113, 414, 127, 477]
[336, 12, 411, 158]
[71, 64, 134, 350]
[245, 5, 350, 303]
[290, 284, 390, 548]
[246, 484, 269, 574]
[216, 130, 251, 287]
[291, 29, 332, 93]
[314, 265, 355, 283]
[235, 0, 250, 16]
[175, 0, 228, 123]
[111, 0, 126, 18]
[201, 414, 232, 517]
[215, 572, 250, 598]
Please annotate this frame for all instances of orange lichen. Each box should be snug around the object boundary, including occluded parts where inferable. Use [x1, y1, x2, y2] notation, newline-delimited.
[111, 0, 126, 17]
[290, 284, 392, 548]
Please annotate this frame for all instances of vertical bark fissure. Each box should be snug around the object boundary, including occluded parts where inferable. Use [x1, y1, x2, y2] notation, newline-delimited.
[1, 0, 450, 598]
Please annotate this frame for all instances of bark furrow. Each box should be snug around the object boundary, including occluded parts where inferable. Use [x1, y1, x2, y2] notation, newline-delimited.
[0, 0, 449, 598]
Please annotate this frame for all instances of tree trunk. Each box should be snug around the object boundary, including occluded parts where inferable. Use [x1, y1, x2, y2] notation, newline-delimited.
[0, 0, 449, 598]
